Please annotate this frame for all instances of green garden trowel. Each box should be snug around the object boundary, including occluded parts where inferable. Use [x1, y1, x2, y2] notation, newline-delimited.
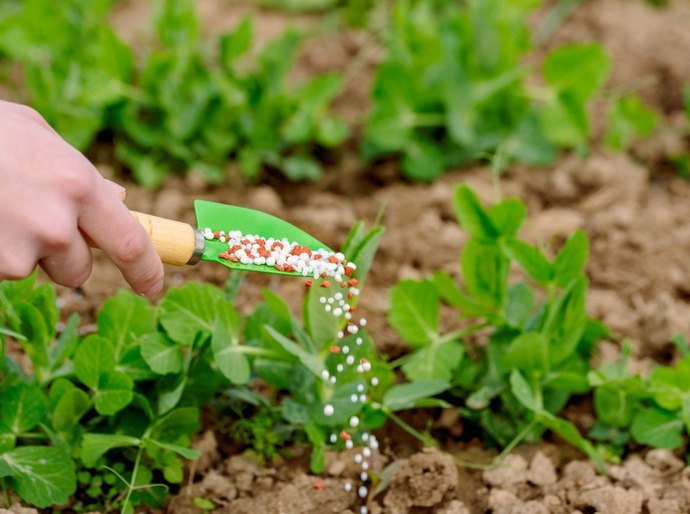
[131, 200, 333, 276]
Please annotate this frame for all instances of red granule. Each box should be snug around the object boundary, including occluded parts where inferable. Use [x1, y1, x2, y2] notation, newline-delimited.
[321, 281, 331, 288]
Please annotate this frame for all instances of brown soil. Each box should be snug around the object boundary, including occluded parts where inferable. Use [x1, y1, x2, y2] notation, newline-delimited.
[8, 0, 690, 513]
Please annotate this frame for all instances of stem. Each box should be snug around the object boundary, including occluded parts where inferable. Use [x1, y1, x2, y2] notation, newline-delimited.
[16, 432, 47, 440]
[237, 346, 285, 359]
[386, 410, 436, 448]
[120, 443, 144, 514]
[455, 420, 536, 470]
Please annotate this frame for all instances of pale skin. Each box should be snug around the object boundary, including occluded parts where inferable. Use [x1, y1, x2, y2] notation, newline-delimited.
[0, 100, 164, 297]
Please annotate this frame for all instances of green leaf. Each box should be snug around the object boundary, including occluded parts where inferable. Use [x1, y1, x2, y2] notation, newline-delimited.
[461, 240, 508, 307]
[432, 272, 487, 316]
[305, 423, 326, 474]
[14, 301, 50, 372]
[303, 281, 340, 350]
[504, 283, 536, 328]
[52, 388, 91, 432]
[401, 341, 464, 382]
[593, 377, 645, 427]
[140, 333, 183, 375]
[98, 290, 155, 360]
[93, 371, 134, 416]
[0, 446, 76, 508]
[389, 280, 439, 347]
[544, 277, 587, 364]
[509, 370, 540, 411]
[144, 438, 200, 460]
[81, 433, 141, 467]
[74, 335, 115, 389]
[401, 138, 445, 182]
[504, 333, 549, 375]
[452, 185, 498, 239]
[50, 312, 80, 368]
[263, 326, 324, 378]
[488, 199, 526, 237]
[219, 16, 253, 66]
[212, 305, 249, 384]
[347, 225, 384, 284]
[159, 283, 226, 345]
[504, 239, 552, 285]
[152, 407, 201, 442]
[544, 44, 611, 100]
[631, 408, 684, 449]
[282, 155, 323, 181]
[0, 383, 47, 434]
[383, 380, 450, 411]
[605, 94, 658, 151]
[552, 230, 588, 287]
[539, 412, 604, 469]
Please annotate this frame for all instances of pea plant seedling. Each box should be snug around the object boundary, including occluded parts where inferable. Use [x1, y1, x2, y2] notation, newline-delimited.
[388, 184, 609, 469]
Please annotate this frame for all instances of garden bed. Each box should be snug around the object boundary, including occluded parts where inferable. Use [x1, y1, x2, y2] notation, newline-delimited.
[3, 0, 690, 513]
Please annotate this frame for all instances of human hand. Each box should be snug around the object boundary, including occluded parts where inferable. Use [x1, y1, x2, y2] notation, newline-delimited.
[0, 100, 164, 296]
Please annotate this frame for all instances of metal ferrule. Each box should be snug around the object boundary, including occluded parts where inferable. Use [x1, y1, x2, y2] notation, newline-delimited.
[187, 229, 206, 265]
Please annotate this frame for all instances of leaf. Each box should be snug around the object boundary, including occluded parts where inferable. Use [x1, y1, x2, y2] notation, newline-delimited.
[631, 407, 684, 449]
[0, 383, 47, 434]
[539, 412, 604, 470]
[401, 341, 464, 382]
[544, 277, 587, 364]
[52, 388, 91, 432]
[74, 335, 116, 390]
[50, 312, 80, 368]
[401, 138, 445, 182]
[0, 446, 76, 508]
[98, 290, 155, 360]
[81, 433, 141, 467]
[461, 240, 508, 308]
[159, 283, 226, 345]
[488, 199, 526, 237]
[212, 305, 249, 384]
[263, 326, 324, 378]
[282, 155, 323, 181]
[383, 380, 450, 411]
[544, 44, 611, 100]
[140, 333, 183, 375]
[389, 280, 439, 347]
[432, 272, 486, 316]
[144, 438, 200, 460]
[504, 239, 552, 285]
[303, 281, 340, 350]
[219, 16, 253, 66]
[504, 333, 549, 375]
[152, 407, 201, 442]
[93, 371, 134, 416]
[347, 225, 384, 284]
[504, 283, 536, 328]
[552, 230, 588, 287]
[605, 94, 658, 151]
[14, 301, 50, 372]
[452, 185, 498, 239]
[593, 377, 644, 428]
[509, 370, 540, 412]
[305, 422, 326, 474]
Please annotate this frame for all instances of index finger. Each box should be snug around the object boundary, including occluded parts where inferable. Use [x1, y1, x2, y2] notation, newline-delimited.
[79, 178, 164, 297]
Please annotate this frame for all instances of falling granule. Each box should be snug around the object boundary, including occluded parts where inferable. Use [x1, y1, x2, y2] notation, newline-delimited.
[358, 486, 368, 498]
[354, 453, 363, 464]
[361, 471, 368, 481]
[344, 481, 352, 492]
[361, 507, 368, 514]
[330, 433, 338, 444]
[350, 416, 360, 428]
[324, 404, 334, 416]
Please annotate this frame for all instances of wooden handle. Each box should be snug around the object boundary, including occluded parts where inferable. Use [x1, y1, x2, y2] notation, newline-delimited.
[131, 211, 201, 266]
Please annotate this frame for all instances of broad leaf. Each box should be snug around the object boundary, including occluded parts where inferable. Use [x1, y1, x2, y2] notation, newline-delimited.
[0, 446, 76, 508]
[93, 371, 134, 415]
[74, 335, 116, 390]
[140, 333, 183, 375]
[81, 433, 141, 467]
[504, 239, 552, 286]
[159, 283, 225, 345]
[389, 280, 439, 347]
[212, 305, 249, 384]
[552, 230, 588, 287]
[504, 333, 549, 375]
[0, 383, 47, 434]
[98, 290, 155, 360]
[383, 380, 450, 411]
[631, 407, 683, 449]
[453, 185, 498, 239]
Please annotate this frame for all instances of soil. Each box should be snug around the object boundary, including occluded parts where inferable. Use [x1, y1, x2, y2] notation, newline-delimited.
[5, 0, 690, 513]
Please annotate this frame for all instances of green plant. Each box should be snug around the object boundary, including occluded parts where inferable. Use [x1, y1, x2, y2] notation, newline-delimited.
[0, 0, 132, 150]
[0, 273, 273, 511]
[243, 221, 395, 472]
[589, 335, 690, 454]
[604, 93, 658, 151]
[363, 0, 553, 181]
[115, 0, 348, 186]
[388, 184, 607, 468]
